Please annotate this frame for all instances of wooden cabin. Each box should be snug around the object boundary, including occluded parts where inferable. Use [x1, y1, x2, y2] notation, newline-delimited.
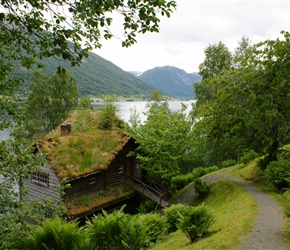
[24, 110, 141, 220]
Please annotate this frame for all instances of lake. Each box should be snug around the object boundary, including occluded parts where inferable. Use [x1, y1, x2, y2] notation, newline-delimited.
[0, 100, 195, 140]
[92, 100, 195, 123]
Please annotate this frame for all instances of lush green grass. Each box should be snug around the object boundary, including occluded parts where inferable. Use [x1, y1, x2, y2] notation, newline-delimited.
[150, 179, 257, 250]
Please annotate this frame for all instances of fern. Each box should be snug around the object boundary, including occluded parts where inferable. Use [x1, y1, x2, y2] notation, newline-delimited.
[178, 203, 214, 243]
[23, 216, 86, 250]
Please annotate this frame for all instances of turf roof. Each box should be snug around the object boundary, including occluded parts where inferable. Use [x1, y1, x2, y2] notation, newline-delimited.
[35, 110, 131, 180]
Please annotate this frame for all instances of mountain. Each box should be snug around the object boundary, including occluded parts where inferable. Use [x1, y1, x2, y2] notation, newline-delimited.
[132, 66, 201, 100]
[15, 52, 156, 99]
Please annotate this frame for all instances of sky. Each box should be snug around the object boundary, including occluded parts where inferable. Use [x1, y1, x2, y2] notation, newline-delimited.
[95, 0, 290, 73]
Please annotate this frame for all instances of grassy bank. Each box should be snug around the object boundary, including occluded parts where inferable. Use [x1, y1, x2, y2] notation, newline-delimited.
[150, 178, 257, 250]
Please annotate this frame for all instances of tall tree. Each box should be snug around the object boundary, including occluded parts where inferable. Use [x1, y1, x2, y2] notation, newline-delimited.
[198, 41, 232, 79]
[233, 37, 252, 68]
[97, 95, 124, 130]
[24, 69, 80, 140]
[193, 31, 290, 166]
[127, 92, 193, 188]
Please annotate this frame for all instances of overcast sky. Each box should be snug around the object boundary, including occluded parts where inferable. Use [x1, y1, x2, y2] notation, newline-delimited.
[95, 0, 290, 73]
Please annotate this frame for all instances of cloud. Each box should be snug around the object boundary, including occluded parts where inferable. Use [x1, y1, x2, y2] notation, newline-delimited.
[95, 1, 290, 73]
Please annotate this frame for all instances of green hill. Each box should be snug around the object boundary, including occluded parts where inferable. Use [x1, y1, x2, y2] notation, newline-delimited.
[15, 52, 156, 99]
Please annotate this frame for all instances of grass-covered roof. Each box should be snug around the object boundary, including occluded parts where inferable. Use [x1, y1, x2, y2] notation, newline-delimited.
[35, 110, 131, 180]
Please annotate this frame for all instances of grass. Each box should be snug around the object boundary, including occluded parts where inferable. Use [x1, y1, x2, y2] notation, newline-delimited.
[152, 160, 290, 249]
[150, 179, 257, 250]
[36, 110, 132, 179]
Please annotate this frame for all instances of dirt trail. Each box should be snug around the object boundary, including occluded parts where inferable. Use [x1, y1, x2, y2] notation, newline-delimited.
[174, 171, 287, 250]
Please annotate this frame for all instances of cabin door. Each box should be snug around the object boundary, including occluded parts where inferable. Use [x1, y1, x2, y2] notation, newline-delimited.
[133, 159, 142, 180]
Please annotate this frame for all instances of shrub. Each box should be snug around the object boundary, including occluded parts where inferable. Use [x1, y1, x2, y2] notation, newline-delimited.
[240, 150, 259, 164]
[23, 216, 86, 250]
[207, 165, 219, 172]
[221, 159, 236, 168]
[137, 213, 167, 243]
[179, 203, 214, 243]
[87, 209, 124, 249]
[263, 158, 290, 190]
[171, 167, 219, 192]
[137, 200, 157, 214]
[193, 179, 211, 198]
[87, 207, 167, 249]
[171, 173, 195, 191]
[192, 167, 208, 178]
[163, 204, 188, 233]
[192, 166, 218, 178]
[117, 214, 152, 249]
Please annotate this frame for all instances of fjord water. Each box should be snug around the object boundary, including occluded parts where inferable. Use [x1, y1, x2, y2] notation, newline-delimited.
[0, 101, 195, 140]
[92, 100, 195, 123]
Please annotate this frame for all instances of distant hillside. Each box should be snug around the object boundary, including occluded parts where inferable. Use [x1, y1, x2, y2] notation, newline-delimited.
[15, 52, 156, 99]
[132, 66, 201, 100]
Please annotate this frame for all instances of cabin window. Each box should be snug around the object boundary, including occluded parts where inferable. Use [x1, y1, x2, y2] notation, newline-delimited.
[31, 171, 49, 187]
[118, 164, 124, 174]
[89, 176, 96, 184]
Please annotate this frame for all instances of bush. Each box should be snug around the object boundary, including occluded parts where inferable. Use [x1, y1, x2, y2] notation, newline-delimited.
[117, 214, 152, 249]
[240, 150, 259, 164]
[171, 173, 195, 191]
[193, 179, 211, 198]
[137, 213, 167, 243]
[192, 167, 208, 178]
[207, 165, 219, 172]
[87, 207, 167, 249]
[192, 166, 219, 179]
[163, 204, 188, 233]
[171, 167, 219, 192]
[87, 209, 124, 249]
[179, 203, 214, 243]
[221, 159, 236, 168]
[23, 216, 86, 250]
[137, 200, 156, 213]
[263, 158, 290, 190]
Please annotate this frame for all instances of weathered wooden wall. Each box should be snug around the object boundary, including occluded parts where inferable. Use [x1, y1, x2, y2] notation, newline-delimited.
[24, 163, 61, 201]
[106, 138, 136, 186]
[64, 172, 105, 200]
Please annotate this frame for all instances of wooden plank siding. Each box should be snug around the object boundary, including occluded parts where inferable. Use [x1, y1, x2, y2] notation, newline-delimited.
[106, 138, 136, 186]
[64, 172, 105, 200]
[24, 163, 61, 201]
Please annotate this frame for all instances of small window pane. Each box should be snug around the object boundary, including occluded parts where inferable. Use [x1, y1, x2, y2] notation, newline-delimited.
[118, 165, 124, 174]
[31, 171, 49, 187]
[89, 176, 96, 184]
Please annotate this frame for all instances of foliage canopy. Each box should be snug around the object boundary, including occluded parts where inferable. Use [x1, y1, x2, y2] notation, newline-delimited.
[126, 92, 193, 187]
[24, 69, 80, 140]
[193, 31, 290, 166]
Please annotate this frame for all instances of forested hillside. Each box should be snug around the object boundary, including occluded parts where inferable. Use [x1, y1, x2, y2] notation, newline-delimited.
[133, 66, 201, 100]
[14, 52, 156, 99]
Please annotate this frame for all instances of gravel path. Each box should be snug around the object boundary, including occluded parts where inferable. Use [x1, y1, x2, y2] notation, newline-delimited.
[174, 172, 287, 250]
